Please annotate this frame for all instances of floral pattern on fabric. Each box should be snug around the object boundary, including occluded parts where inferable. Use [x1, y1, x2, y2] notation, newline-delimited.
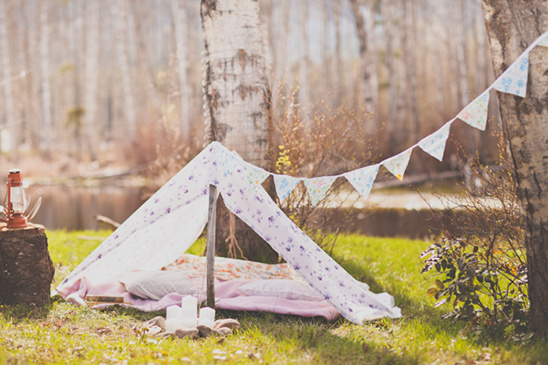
[303, 176, 338, 206]
[56, 142, 402, 325]
[164, 254, 305, 282]
[418, 122, 452, 161]
[382, 149, 412, 181]
[539, 34, 548, 48]
[344, 165, 379, 200]
[273, 174, 302, 202]
[493, 55, 529, 98]
[457, 91, 490, 131]
[243, 163, 270, 189]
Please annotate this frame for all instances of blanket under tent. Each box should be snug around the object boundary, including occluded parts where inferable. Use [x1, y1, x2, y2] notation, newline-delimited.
[54, 142, 401, 324]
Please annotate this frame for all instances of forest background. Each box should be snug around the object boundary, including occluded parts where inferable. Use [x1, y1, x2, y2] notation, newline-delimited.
[0, 0, 499, 181]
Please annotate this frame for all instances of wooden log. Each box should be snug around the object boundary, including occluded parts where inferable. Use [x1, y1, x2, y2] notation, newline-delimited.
[0, 223, 55, 306]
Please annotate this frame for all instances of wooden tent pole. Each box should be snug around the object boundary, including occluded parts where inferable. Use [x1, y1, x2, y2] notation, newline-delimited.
[206, 184, 218, 308]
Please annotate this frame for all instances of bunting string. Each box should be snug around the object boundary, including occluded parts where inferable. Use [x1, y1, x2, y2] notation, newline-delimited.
[226, 31, 548, 206]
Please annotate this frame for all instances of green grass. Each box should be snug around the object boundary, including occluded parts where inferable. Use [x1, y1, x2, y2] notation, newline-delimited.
[1, 231, 546, 364]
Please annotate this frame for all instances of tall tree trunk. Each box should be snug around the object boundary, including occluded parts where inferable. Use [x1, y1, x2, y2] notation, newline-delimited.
[322, 0, 333, 99]
[39, 0, 53, 156]
[381, 0, 406, 149]
[112, 0, 136, 142]
[0, 0, 17, 158]
[481, 0, 548, 337]
[170, 0, 191, 141]
[351, 0, 379, 132]
[84, 0, 99, 160]
[23, 0, 40, 152]
[201, 0, 278, 263]
[298, 0, 312, 119]
[403, 0, 420, 145]
[333, 0, 343, 105]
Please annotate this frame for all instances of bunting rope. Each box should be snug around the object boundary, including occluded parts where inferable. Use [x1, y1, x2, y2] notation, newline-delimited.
[235, 31, 548, 206]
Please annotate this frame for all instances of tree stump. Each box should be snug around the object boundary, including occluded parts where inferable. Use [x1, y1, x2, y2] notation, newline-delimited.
[0, 223, 55, 306]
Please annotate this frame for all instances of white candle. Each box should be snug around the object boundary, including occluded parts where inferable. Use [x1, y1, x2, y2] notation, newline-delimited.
[181, 296, 198, 318]
[166, 305, 183, 321]
[198, 306, 215, 328]
[165, 318, 185, 332]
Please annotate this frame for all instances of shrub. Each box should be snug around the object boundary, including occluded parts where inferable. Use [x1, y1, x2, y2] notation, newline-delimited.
[421, 133, 530, 341]
[268, 82, 378, 251]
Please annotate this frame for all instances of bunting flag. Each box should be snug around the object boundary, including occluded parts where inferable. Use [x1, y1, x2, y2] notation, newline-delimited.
[304, 176, 338, 206]
[457, 91, 490, 131]
[418, 122, 452, 161]
[344, 165, 380, 200]
[382, 149, 412, 181]
[539, 34, 548, 48]
[273, 174, 302, 202]
[211, 32, 548, 207]
[243, 164, 270, 188]
[493, 54, 529, 97]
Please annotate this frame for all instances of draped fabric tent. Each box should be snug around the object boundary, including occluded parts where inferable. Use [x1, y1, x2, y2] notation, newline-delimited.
[55, 142, 401, 324]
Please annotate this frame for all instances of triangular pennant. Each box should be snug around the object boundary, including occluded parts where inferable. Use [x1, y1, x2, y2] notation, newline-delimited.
[418, 122, 452, 161]
[457, 91, 490, 131]
[303, 176, 337, 206]
[493, 54, 529, 98]
[382, 149, 412, 181]
[539, 34, 548, 48]
[344, 165, 379, 200]
[242, 164, 270, 188]
[273, 174, 301, 202]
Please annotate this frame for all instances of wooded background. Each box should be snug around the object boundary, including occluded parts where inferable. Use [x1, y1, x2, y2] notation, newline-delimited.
[0, 0, 500, 173]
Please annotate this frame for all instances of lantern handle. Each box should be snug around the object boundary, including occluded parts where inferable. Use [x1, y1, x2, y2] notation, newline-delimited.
[0, 205, 7, 222]
[27, 196, 41, 222]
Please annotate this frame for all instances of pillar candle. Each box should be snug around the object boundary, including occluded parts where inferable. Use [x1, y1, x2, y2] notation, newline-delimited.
[198, 306, 215, 328]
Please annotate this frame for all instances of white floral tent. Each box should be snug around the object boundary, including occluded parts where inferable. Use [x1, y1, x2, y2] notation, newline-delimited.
[55, 142, 401, 324]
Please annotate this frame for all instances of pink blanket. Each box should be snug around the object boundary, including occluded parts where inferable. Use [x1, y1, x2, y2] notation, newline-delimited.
[73, 277, 340, 321]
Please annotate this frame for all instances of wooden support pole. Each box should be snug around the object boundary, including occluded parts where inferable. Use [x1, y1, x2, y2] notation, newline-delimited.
[206, 184, 218, 308]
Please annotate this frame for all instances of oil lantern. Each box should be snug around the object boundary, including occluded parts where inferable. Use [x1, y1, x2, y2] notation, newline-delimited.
[5, 169, 28, 228]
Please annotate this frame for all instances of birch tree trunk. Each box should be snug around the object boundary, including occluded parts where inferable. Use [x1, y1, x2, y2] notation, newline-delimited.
[113, 0, 136, 142]
[201, 0, 277, 263]
[381, 0, 406, 148]
[170, 0, 191, 141]
[351, 0, 379, 131]
[23, 0, 40, 152]
[403, 0, 420, 145]
[298, 0, 312, 119]
[39, 0, 53, 155]
[0, 0, 17, 158]
[333, 0, 343, 105]
[481, 0, 548, 337]
[83, 0, 99, 159]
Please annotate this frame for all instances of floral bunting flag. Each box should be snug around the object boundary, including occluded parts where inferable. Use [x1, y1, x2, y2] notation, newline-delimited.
[382, 149, 412, 181]
[539, 34, 548, 48]
[243, 164, 270, 188]
[273, 174, 302, 202]
[457, 91, 490, 131]
[418, 122, 452, 161]
[304, 176, 338, 206]
[344, 165, 379, 200]
[493, 55, 529, 98]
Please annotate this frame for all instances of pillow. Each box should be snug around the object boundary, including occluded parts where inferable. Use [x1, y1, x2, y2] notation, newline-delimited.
[119, 271, 200, 300]
[238, 279, 325, 301]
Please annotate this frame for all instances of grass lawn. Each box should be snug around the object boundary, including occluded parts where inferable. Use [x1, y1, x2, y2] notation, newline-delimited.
[1, 230, 546, 364]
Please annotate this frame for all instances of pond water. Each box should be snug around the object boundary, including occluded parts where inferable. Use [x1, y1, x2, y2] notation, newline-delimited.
[24, 184, 455, 239]
[27, 184, 145, 231]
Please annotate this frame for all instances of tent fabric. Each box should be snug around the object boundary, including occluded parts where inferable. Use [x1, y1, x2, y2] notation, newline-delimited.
[55, 142, 401, 324]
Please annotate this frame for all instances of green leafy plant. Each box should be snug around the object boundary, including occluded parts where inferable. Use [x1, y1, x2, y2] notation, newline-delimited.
[421, 133, 529, 341]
